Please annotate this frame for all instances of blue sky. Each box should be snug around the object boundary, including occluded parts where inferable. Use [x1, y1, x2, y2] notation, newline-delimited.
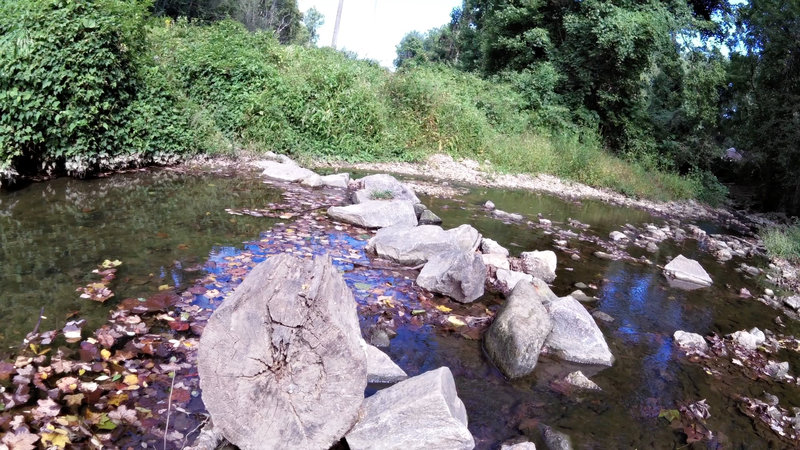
[297, 0, 461, 68]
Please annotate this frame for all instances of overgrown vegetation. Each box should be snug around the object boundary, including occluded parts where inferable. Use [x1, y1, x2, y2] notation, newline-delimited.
[761, 225, 800, 262]
[4, 0, 791, 207]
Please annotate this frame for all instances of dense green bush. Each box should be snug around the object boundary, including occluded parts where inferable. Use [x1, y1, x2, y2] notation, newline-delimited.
[0, 0, 201, 179]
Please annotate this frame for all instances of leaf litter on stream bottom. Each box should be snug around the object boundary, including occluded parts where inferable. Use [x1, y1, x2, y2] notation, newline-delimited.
[0, 179, 498, 448]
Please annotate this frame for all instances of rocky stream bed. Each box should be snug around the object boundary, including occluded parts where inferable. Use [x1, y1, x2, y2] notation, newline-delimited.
[1, 155, 800, 449]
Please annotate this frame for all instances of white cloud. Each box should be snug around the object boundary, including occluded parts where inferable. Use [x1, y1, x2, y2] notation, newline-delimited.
[298, 0, 461, 68]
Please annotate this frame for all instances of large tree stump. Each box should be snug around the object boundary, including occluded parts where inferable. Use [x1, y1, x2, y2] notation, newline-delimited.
[198, 254, 367, 450]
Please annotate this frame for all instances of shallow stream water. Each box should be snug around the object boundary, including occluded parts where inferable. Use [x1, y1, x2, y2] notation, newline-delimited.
[1, 169, 797, 448]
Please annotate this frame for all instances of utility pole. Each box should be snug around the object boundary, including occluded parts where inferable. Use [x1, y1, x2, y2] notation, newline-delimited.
[331, 0, 344, 48]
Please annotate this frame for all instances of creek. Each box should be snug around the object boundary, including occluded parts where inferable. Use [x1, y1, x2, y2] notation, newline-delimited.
[0, 168, 797, 449]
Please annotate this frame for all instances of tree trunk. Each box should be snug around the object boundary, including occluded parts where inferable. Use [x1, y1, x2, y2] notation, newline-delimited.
[198, 254, 367, 450]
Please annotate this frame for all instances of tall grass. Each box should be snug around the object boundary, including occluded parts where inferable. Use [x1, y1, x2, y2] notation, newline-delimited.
[761, 225, 800, 261]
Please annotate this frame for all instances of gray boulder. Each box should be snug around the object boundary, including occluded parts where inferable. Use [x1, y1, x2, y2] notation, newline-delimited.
[367, 224, 481, 266]
[663, 255, 713, 287]
[765, 361, 789, 379]
[480, 238, 509, 256]
[328, 200, 418, 229]
[562, 371, 602, 392]
[482, 253, 510, 270]
[609, 231, 628, 242]
[673, 330, 708, 352]
[544, 295, 614, 366]
[495, 269, 533, 293]
[301, 174, 323, 187]
[731, 328, 766, 351]
[784, 295, 800, 311]
[492, 209, 524, 221]
[520, 250, 557, 283]
[352, 174, 420, 204]
[419, 209, 443, 225]
[484, 282, 553, 378]
[540, 425, 573, 450]
[320, 173, 350, 189]
[257, 161, 316, 182]
[346, 367, 474, 450]
[362, 340, 408, 384]
[417, 251, 487, 303]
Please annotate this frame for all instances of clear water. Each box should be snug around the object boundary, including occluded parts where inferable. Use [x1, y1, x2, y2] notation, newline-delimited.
[0, 169, 280, 352]
[1, 170, 796, 448]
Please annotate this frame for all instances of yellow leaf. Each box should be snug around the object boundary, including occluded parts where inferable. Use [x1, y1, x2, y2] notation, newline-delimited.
[79, 368, 86, 376]
[100, 349, 111, 360]
[158, 284, 170, 291]
[123, 374, 139, 386]
[435, 305, 453, 313]
[101, 259, 122, 269]
[107, 392, 128, 407]
[41, 430, 71, 448]
[446, 316, 467, 327]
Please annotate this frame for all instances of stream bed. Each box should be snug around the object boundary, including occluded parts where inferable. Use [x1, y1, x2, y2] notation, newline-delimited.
[1, 167, 798, 449]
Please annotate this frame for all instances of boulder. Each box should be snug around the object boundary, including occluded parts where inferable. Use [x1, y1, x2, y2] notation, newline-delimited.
[346, 367, 475, 450]
[419, 209, 443, 225]
[301, 174, 323, 187]
[328, 200, 418, 229]
[320, 173, 350, 189]
[495, 269, 533, 293]
[484, 282, 554, 378]
[544, 295, 614, 366]
[257, 161, 316, 182]
[482, 253, 510, 270]
[520, 250, 557, 283]
[731, 328, 766, 351]
[609, 231, 628, 242]
[492, 209, 523, 221]
[673, 330, 708, 352]
[367, 224, 481, 266]
[765, 361, 789, 379]
[663, 255, 713, 287]
[417, 251, 487, 303]
[481, 238, 509, 256]
[562, 371, 602, 392]
[197, 254, 366, 450]
[784, 295, 800, 311]
[362, 340, 408, 384]
[352, 174, 420, 204]
[540, 425, 573, 450]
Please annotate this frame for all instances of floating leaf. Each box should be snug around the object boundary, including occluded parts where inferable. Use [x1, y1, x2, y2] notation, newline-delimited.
[446, 316, 467, 327]
[435, 305, 453, 313]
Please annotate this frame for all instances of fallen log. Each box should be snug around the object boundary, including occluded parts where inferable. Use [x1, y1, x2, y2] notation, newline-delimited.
[198, 253, 367, 450]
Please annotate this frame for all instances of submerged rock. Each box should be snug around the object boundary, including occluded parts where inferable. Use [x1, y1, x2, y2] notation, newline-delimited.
[544, 295, 614, 366]
[673, 330, 708, 352]
[520, 251, 557, 283]
[352, 174, 420, 204]
[328, 200, 418, 229]
[346, 367, 475, 450]
[663, 255, 713, 287]
[367, 224, 481, 266]
[500, 440, 537, 450]
[483, 200, 496, 210]
[484, 282, 553, 378]
[362, 340, 408, 384]
[592, 311, 614, 323]
[417, 251, 487, 303]
[570, 290, 596, 303]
